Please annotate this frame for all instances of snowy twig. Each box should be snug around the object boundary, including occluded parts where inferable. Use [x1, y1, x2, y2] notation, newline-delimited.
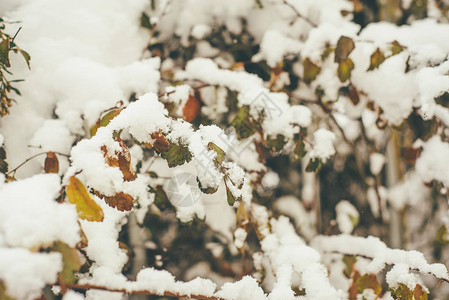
[64, 283, 226, 300]
[280, 0, 317, 28]
[6, 151, 69, 176]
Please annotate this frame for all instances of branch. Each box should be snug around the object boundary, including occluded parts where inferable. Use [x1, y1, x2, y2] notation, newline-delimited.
[7, 151, 69, 176]
[64, 283, 225, 300]
[280, 0, 317, 28]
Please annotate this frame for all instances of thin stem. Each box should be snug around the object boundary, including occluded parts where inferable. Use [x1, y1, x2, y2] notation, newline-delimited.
[7, 151, 69, 176]
[64, 283, 225, 300]
[280, 0, 317, 28]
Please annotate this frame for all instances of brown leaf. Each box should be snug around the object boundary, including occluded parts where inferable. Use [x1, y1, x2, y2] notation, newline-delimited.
[413, 284, 428, 300]
[404, 147, 419, 164]
[44, 152, 59, 174]
[151, 131, 170, 152]
[66, 176, 104, 222]
[103, 192, 134, 211]
[368, 48, 386, 71]
[101, 139, 137, 182]
[356, 273, 382, 295]
[348, 84, 360, 105]
[349, 270, 361, 300]
[183, 94, 201, 122]
[335, 36, 355, 63]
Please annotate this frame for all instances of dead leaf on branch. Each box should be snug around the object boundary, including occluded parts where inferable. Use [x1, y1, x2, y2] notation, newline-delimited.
[44, 152, 59, 173]
[182, 94, 201, 122]
[101, 138, 137, 182]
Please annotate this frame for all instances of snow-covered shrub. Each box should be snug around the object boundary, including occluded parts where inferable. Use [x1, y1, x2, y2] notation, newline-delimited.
[1, 0, 449, 299]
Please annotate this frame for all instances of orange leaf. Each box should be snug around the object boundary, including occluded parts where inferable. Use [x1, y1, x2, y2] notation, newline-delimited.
[101, 139, 137, 182]
[151, 131, 170, 152]
[182, 94, 200, 122]
[66, 176, 104, 222]
[44, 152, 59, 173]
[103, 192, 134, 211]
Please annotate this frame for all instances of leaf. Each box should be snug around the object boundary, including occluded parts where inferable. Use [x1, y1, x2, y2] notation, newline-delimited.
[150, 131, 170, 152]
[151, 185, 172, 210]
[293, 140, 307, 161]
[0, 147, 8, 174]
[266, 134, 286, 152]
[303, 58, 321, 84]
[335, 36, 355, 63]
[208, 142, 225, 164]
[183, 94, 201, 122]
[0, 38, 10, 67]
[337, 58, 354, 82]
[436, 225, 449, 245]
[44, 152, 59, 174]
[90, 108, 122, 137]
[321, 47, 334, 61]
[342, 255, 357, 278]
[141, 12, 152, 30]
[117, 143, 138, 181]
[356, 273, 382, 295]
[66, 176, 104, 222]
[306, 158, 322, 172]
[52, 241, 81, 285]
[391, 41, 405, 56]
[160, 142, 192, 167]
[368, 48, 386, 71]
[404, 147, 419, 165]
[197, 177, 219, 194]
[348, 84, 360, 105]
[18, 49, 30, 69]
[389, 283, 413, 300]
[231, 106, 256, 140]
[413, 284, 428, 300]
[226, 189, 241, 206]
[103, 192, 134, 211]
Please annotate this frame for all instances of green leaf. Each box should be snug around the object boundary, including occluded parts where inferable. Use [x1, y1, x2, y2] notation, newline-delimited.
[389, 283, 413, 300]
[368, 48, 386, 71]
[357, 273, 382, 295]
[208, 142, 225, 164]
[390, 41, 405, 56]
[0, 38, 10, 67]
[151, 185, 171, 210]
[90, 108, 122, 137]
[342, 255, 357, 278]
[306, 158, 322, 172]
[231, 106, 256, 140]
[66, 176, 104, 222]
[141, 12, 152, 30]
[197, 177, 219, 194]
[293, 140, 307, 161]
[337, 58, 354, 82]
[266, 134, 286, 152]
[436, 225, 449, 245]
[160, 142, 192, 168]
[0, 147, 8, 174]
[52, 241, 82, 285]
[334, 36, 355, 63]
[303, 58, 321, 84]
[226, 189, 241, 206]
[18, 49, 30, 69]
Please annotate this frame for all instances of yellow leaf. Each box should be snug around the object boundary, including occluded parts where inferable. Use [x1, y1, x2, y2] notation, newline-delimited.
[368, 48, 386, 71]
[303, 58, 321, 84]
[413, 284, 428, 300]
[66, 176, 104, 222]
[52, 241, 81, 285]
[338, 58, 354, 82]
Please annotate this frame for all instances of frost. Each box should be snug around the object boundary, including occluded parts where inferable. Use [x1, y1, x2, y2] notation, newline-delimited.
[335, 200, 359, 234]
[310, 129, 336, 161]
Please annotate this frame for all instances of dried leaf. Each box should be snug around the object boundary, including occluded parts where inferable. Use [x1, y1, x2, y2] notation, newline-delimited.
[303, 58, 321, 84]
[183, 94, 201, 122]
[151, 131, 170, 152]
[404, 147, 419, 164]
[343, 255, 357, 278]
[368, 48, 386, 71]
[66, 176, 104, 222]
[90, 108, 122, 137]
[103, 192, 134, 211]
[413, 284, 428, 300]
[52, 241, 81, 285]
[391, 41, 405, 56]
[337, 58, 354, 82]
[335, 36, 355, 63]
[389, 283, 413, 300]
[18, 49, 31, 69]
[348, 84, 360, 105]
[44, 152, 59, 174]
[102, 139, 137, 181]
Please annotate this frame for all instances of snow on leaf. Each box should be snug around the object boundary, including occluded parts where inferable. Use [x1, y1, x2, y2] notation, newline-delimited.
[103, 192, 134, 212]
[356, 273, 382, 296]
[413, 284, 428, 300]
[66, 176, 104, 222]
[160, 142, 192, 168]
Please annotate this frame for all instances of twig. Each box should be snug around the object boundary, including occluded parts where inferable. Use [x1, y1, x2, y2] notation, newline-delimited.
[7, 151, 69, 176]
[280, 0, 317, 28]
[64, 283, 225, 300]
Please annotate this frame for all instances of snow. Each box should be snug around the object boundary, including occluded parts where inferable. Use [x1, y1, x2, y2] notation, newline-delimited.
[234, 228, 247, 249]
[215, 276, 267, 300]
[0, 174, 80, 248]
[369, 153, 385, 176]
[416, 136, 449, 186]
[309, 129, 336, 161]
[0, 248, 62, 300]
[335, 200, 359, 234]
